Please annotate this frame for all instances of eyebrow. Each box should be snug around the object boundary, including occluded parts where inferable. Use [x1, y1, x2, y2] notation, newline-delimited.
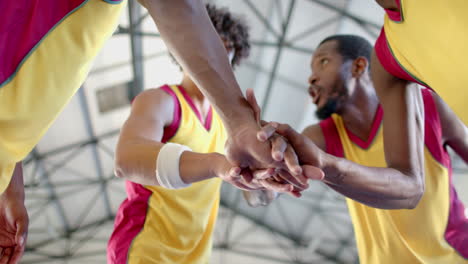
[314, 52, 327, 58]
[311, 52, 327, 66]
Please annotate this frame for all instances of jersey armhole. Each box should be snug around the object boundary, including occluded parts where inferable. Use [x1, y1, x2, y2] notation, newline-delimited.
[319, 117, 345, 158]
[160, 85, 181, 143]
[421, 88, 451, 168]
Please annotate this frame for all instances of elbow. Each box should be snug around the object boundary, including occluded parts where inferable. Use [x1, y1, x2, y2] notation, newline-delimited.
[114, 155, 132, 180]
[404, 175, 425, 210]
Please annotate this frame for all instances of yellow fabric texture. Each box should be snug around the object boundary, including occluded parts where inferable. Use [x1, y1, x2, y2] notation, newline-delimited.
[127, 85, 227, 264]
[383, 0, 467, 124]
[330, 113, 466, 263]
[0, 0, 125, 193]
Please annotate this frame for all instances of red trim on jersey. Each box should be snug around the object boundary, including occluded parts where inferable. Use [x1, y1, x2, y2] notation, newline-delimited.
[374, 29, 420, 84]
[177, 85, 213, 131]
[107, 181, 152, 264]
[345, 106, 383, 149]
[421, 88, 468, 258]
[421, 89, 450, 168]
[319, 117, 345, 158]
[160, 85, 181, 142]
[384, 0, 402, 22]
[0, 0, 85, 85]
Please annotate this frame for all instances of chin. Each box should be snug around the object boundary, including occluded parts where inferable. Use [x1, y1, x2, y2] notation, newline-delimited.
[315, 100, 338, 120]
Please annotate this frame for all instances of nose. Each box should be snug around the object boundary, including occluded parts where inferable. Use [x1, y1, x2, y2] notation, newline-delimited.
[309, 73, 318, 85]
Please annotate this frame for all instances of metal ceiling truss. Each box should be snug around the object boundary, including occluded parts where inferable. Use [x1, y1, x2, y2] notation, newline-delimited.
[20, 0, 467, 263]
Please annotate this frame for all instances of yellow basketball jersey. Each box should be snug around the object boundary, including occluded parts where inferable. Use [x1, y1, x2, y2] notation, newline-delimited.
[320, 89, 468, 263]
[0, 0, 125, 193]
[108, 85, 227, 264]
[381, 0, 468, 124]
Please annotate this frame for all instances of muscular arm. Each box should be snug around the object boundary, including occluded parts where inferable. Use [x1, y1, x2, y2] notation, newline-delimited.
[433, 92, 468, 163]
[286, 67, 426, 209]
[137, 0, 287, 171]
[300, 124, 412, 208]
[114, 89, 228, 186]
[138, 0, 256, 132]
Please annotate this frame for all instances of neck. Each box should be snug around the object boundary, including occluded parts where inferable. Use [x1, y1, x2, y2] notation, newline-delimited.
[180, 74, 211, 118]
[181, 74, 205, 101]
[340, 82, 380, 140]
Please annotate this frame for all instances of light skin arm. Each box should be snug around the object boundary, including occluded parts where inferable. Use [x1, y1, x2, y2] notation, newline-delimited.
[433, 92, 468, 163]
[114, 89, 254, 190]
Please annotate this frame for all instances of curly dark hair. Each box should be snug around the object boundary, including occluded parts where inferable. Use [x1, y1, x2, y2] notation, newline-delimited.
[169, 3, 251, 70]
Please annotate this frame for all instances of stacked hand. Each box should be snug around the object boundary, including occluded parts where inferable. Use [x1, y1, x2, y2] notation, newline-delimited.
[223, 89, 325, 199]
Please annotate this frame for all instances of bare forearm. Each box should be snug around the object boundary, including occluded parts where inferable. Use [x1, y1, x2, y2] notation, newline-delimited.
[142, 0, 256, 132]
[3, 162, 25, 201]
[115, 140, 221, 186]
[326, 183, 414, 209]
[322, 155, 422, 209]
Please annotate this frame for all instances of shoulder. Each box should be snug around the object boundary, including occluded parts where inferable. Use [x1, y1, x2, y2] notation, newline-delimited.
[302, 124, 326, 151]
[130, 86, 176, 125]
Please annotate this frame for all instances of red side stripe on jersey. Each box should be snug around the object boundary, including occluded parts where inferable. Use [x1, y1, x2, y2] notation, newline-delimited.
[107, 181, 152, 264]
[422, 89, 468, 258]
[320, 117, 345, 158]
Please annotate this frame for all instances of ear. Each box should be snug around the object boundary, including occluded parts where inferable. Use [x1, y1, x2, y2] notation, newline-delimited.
[351, 57, 368, 78]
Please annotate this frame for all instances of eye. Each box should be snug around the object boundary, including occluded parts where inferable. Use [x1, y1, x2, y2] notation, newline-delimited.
[321, 58, 329, 66]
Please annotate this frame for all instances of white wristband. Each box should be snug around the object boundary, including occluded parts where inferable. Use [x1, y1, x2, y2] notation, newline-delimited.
[156, 143, 192, 189]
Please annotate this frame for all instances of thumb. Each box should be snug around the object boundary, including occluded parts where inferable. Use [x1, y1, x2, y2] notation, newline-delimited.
[15, 220, 27, 246]
[246, 88, 261, 123]
[302, 165, 324, 181]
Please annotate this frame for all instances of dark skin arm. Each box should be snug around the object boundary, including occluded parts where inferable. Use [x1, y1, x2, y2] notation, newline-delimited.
[137, 0, 271, 166]
[302, 125, 420, 209]
[0, 163, 28, 264]
[257, 56, 425, 209]
[137, 0, 324, 183]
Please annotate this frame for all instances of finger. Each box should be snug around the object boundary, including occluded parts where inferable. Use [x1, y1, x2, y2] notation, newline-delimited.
[257, 122, 279, 142]
[8, 244, 25, 264]
[290, 190, 302, 198]
[239, 168, 254, 183]
[246, 88, 261, 124]
[284, 145, 303, 176]
[233, 181, 258, 191]
[229, 167, 242, 179]
[10, 221, 28, 264]
[271, 136, 287, 161]
[302, 165, 325, 181]
[276, 169, 308, 190]
[252, 168, 275, 180]
[15, 220, 28, 248]
[259, 178, 293, 193]
[0, 247, 11, 264]
[274, 123, 304, 147]
[273, 174, 285, 183]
